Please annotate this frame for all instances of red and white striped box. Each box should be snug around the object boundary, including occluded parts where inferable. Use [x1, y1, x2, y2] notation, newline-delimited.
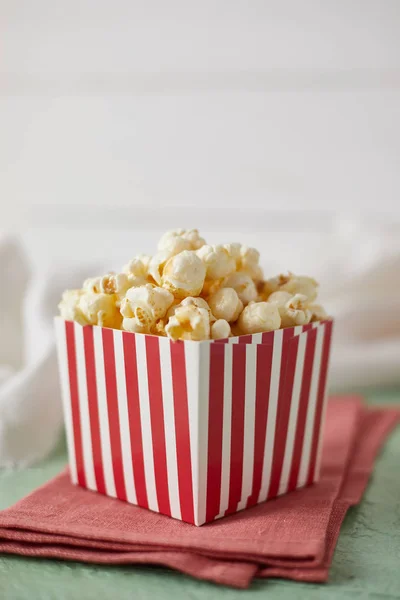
[55, 317, 333, 526]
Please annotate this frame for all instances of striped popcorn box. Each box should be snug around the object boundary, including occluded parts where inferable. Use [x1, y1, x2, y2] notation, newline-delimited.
[55, 317, 333, 526]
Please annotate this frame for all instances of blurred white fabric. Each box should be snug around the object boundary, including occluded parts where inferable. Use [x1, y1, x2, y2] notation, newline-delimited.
[0, 221, 399, 467]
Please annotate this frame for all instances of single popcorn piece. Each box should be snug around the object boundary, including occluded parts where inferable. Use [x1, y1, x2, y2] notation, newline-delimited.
[58, 290, 87, 326]
[162, 250, 206, 298]
[308, 304, 328, 322]
[157, 229, 206, 253]
[201, 277, 224, 297]
[211, 319, 231, 340]
[79, 291, 121, 329]
[122, 254, 151, 286]
[162, 296, 215, 329]
[181, 296, 215, 320]
[222, 272, 257, 305]
[223, 242, 242, 262]
[224, 243, 263, 280]
[99, 273, 132, 298]
[120, 283, 174, 334]
[207, 287, 243, 322]
[165, 303, 210, 341]
[279, 294, 312, 328]
[239, 245, 263, 280]
[196, 244, 236, 280]
[267, 290, 315, 327]
[157, 233, 192, 256]
[148, 251, 172, 285]
[181, 228, 206, 250]
[237, 301, 281, 334]
[267, 290, 293, 306]
[258, 273, 290, 300]
[82, 276, 102, 294]
[280, 274, 319, 302]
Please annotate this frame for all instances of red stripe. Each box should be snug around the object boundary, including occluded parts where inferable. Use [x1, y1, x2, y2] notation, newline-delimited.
[102, 328, 127, 501]
[287, 328, 317, 492]
[225, 343, 247, 515]
[82, 326, 106, 494]
[261, 330, 276, 345]
[214, 338, 229, 344]
[306, 320, 333, 484]
[205, 343, 225, 522]
[65, 321, 86, 488]
[246, 343, 274, 508]
[238, 334, 252, 344]
[122, 332, 148, 509]
[145, 336, 171, 517]
[170, 341, 195, 524]
[268, 331, 300, 499]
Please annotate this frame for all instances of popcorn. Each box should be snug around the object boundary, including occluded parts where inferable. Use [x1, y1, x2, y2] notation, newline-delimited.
[58, 227, 328, 340]
[207, 287, 243, 323]
[279, 294, 312, 328]
[84, 273, 133, 303]
[267, 290, 293, 306]
[222, 272, 257, 305]
[83, 276, 102, 294]
[162, 250, 206, 299]
[79, 291, 122, 329]
[158, 229, 206, 253]
[223, 242, 242, 262]
[148, 251, 172, 285]
[99, 273, 132, 298]
[157, 233, 192, 256]
[280, 274, 319, 302]
[163, 296, 215, 331]
[181, 296, 215, 319]
[165, 303, 210, 341]
[122, 254, 151, 286]
[237, 302, 281, 334]
[181, 229, 206, 250]
[239, 245, 263, 280]
[58, 290, 87, 326]
[258, 274, 290, 300]
[211, 319, 231, 340]
[201, 277, 224, 297]
[268, 291, 312, 328]
[196, 245, 236, 280]
[309, 304, 328, 322]
[120, 284, 174, 334]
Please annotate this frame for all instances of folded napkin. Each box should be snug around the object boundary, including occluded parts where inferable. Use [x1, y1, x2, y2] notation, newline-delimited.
[0, 397, 398, 589]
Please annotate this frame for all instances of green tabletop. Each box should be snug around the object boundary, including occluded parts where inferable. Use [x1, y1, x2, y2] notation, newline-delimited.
[1, 388, 400, 600]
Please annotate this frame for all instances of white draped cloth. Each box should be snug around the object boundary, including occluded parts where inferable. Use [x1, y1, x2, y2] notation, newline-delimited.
[1, 221, 399, 467]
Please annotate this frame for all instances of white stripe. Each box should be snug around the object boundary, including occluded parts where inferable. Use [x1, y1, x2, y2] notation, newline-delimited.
[217, 343, 233, 517]
[315, 323, 332, 481]
[237, 343, 258, 510]
[134, 334, 159, 512]
[297, 324, 325, 488]
[257, 329, 283, 502]
[159, 338, 181, 520]
[184, 341, 201, 524]
[55, 318, 77, 484]
[197, 342, 211, 525]
[74, 323, 96, 491]
[93, 326, 117, 498]
[277, 331, 307, 495]
[113, 330, 137, 505]
[228, 336, 239, 344]
[251, 333, 263, 344]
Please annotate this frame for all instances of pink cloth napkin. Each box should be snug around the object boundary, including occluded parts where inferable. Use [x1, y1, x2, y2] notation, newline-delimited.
[0, 396, 398, 589]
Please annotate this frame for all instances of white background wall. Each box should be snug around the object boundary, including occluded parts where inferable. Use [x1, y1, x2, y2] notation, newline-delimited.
[1, 0, 400, 233]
